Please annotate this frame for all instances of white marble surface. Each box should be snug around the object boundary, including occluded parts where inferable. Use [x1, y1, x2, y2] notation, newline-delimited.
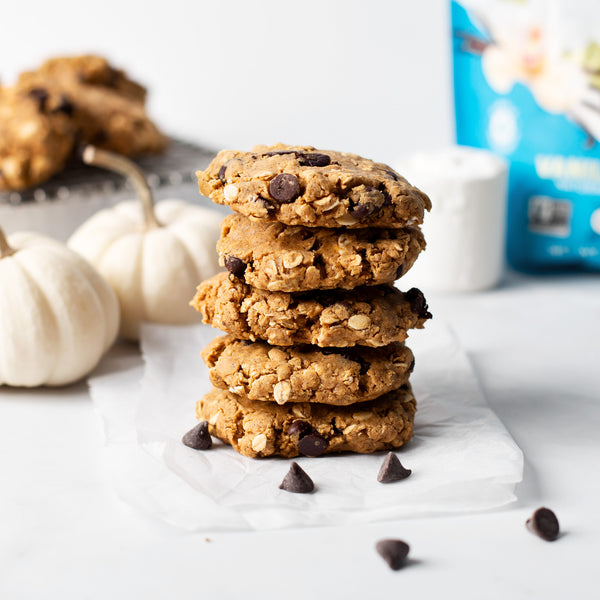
[1, 270, 599, 599]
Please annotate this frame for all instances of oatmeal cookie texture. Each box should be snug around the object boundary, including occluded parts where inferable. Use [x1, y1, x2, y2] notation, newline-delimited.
[197, 144, 431, 229]
[202, 335, 414, 406]
[196, 385, 417, 458]
[217, 213, 425, 292]
[192, 272, 431, 348]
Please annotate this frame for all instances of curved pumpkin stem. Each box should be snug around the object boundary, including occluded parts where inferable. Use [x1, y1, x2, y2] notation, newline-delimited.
[81, 145, 161, 229]
[0, 227, 16, 258]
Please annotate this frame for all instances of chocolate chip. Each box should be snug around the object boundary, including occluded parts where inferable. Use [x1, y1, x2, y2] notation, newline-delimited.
[182, 421, 212, 450]
[288, 420, 312, 438]
[526, 507, 560, 541]
[256, 196, 276, 214]
[224, 255, 247, 278]
[57, 99, 74, 117]
[297, 152, 331, 167]
[330, 419, 343, 436]
[386, 170, 400, 181]
[349, 201, 378, 220]
[405, 288, 432, 319]
[298, 432, 328, 457]
[375, 539, 410, 570]
[379, 185, 393, 205]
[28, 87, 49, 111]
[279, 461, 315, 493]
[377, 452, 412, 483]
[269, 173, 300, 203]
[218, 164, 228, 184]
[395, 264, 404, 279]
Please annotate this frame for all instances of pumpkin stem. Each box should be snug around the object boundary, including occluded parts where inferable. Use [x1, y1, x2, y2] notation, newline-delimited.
[81, 145, 161, 229]
[0, 227, 16, 258]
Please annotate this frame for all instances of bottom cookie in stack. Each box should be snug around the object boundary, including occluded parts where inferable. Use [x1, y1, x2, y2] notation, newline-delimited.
[196, 384, 417, 459]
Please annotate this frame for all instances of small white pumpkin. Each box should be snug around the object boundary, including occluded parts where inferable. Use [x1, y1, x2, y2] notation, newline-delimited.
[0, 226, 119, 387]
[68, 146, 221, 341]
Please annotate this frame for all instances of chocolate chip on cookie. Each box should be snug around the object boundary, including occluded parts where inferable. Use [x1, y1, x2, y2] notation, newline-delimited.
[526, 507, 560, 541]
[182, 421, 212, 450]
[279, 462, 315, 493]
[53, 95, 74, 116]
[27, 87, 49, 111]
[296, 152, 331, 167]
[224, 255, 247, 278]
[405, 287, 432, 320]
[269, 173, 300, 203]
[298, 433, 328, 457]
[377, 452, 412, 483]
[288, 420, 313, 438]
[375, 539, 410, 570]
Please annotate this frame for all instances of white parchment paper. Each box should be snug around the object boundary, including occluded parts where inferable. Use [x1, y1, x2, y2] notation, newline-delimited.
[89, 320, 523, 531]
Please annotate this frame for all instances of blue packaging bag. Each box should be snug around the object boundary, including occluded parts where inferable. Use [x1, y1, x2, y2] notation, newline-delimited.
[451, 0, 600, 271]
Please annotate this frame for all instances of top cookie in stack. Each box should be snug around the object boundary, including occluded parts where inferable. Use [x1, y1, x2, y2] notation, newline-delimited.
[192, 144, 431, 459]
[198, 143, 430, 229]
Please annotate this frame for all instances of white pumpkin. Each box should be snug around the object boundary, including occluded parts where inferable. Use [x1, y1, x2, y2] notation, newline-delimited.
[68, 146, 221, 341]
[0, 227, 119, 387]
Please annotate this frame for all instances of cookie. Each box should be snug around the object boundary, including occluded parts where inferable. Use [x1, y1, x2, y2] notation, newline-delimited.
[202, 335, 414, 406]
[34, 55, 147, 103]
[18, 55, 167, 157]
[217, 213, 425, 292]
[192, 272, 431, 348]
[196, 384, 416, 458]
[197, 144, 431, 229]
[0, 85, 76, 191]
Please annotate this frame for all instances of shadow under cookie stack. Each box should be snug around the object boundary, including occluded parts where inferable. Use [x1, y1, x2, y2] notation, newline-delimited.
[191, 144, 431, 459]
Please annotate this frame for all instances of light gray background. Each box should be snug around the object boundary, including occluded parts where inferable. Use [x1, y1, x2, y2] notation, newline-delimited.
[1, 0, 453, 162]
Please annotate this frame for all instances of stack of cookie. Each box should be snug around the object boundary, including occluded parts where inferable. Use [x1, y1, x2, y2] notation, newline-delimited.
[191, 144, 431, 458]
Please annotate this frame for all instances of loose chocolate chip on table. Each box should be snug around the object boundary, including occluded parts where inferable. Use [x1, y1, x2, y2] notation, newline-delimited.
[218, 164, 228, 184]
[297, 152, 331, 167]
[405, 288, 432, 320]
[279, 461, 315, 494]
[224, 255, 247, 278]
[28, 87, 49, 111]
[288, 419, 312, 438]
[526, 507, 560, 541]
[269, 173, 300, 203]
[182, 421, 212, 450]
[375, 539, 410, 570]
[377, 452, 412, 483]
[298, 432, 328, 457]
